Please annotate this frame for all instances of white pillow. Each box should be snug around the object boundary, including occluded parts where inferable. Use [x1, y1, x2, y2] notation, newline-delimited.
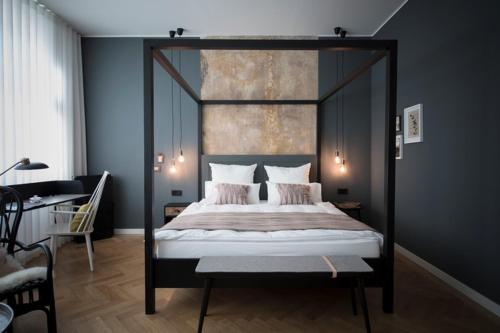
[266, 181, 322, 205]
[209, 163, 257, 184]
[264, 163, 311, 184]
[205, 181, 261, 204]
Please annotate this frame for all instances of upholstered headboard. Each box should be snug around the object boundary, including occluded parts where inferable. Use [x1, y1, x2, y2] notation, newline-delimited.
[200, 155, 318, 200]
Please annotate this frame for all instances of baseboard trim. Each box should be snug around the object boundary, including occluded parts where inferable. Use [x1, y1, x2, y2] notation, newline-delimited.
[395, 243, 500, 317]
[114, 228, 144, 235]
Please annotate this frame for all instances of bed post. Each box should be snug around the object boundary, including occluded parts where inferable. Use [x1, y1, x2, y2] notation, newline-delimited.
[198, 103, 203, 201]
[144, 40, 156, 314]
[383, 41, 397, 314]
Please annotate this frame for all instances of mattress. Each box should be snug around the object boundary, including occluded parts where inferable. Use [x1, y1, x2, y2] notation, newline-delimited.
[155, 201, 383, 259]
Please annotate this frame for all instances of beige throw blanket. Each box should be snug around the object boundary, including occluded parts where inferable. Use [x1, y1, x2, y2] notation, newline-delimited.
[162, 212, 374, 232]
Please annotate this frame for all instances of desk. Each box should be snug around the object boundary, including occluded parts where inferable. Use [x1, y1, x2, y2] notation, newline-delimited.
[15, 193, 90, 212]
[5, 193, 90, 249]
[8, 193, 90, 212]
[9, 177, 114, 240]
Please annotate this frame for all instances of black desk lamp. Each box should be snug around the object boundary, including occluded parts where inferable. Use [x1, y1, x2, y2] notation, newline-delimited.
[0, 158, 49, 177]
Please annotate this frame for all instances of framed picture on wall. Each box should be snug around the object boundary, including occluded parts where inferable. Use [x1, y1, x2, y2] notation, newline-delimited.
[404, 104, 423, 143]
[395, 135, 403, 159]
[396, 115, 401, 132]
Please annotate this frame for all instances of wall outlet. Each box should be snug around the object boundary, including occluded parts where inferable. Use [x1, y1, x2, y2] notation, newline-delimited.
[171, 190, 183, 196]
[337, 188, 349, 195]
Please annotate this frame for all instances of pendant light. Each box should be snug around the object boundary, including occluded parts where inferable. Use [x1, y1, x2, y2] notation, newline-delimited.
[169, 49, 177, 174]
[333, 27, 348, 174]
[334, 51, 341, 164]
[340, 159, 346, 174]
[177, 49, 185, 163]
[169, 160, 177, 174]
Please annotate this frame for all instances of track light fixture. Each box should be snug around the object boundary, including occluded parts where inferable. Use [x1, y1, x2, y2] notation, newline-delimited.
[169, 28, 185, 38]
[334, 27, 347, 38]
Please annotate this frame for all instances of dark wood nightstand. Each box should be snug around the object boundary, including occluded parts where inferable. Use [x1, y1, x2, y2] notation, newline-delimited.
[333, 201, 362, 221]
[164, 202, 191, 224]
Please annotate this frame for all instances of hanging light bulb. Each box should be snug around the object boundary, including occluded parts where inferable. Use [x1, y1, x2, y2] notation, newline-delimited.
[339, 159, 347, 174]
[178, 149, 185, 163]
[169, 159, 177, 174]
[334, 150, 341, 164]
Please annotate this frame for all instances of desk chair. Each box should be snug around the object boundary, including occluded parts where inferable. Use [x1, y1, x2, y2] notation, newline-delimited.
[47, 171, 109, 272]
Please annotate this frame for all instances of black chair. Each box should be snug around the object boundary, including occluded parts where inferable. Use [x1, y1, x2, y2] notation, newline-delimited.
[0, 186, 57, 333]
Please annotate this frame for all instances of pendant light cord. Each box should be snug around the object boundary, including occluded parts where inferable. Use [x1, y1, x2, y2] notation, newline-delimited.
[335, 52, 339, 152]
[178, 50, 183, 152]
[171, 49, 175, 161]
[341, 51, 345, 158]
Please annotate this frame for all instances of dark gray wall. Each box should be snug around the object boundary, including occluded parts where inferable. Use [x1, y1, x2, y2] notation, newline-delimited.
[83, 38, 200, 229]
[153, 50, 200, 227]
[319, 50, 372, 219]
[83, 38, 144, 230]
[372, 0, 500, 303]
[82, 39, 375, 229]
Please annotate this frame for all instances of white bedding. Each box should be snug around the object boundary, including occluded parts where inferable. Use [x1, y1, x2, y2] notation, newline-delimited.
[155, 201, 383, 258]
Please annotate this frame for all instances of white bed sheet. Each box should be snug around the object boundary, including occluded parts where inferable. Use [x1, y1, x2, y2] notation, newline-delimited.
[155, 201, 383, 258]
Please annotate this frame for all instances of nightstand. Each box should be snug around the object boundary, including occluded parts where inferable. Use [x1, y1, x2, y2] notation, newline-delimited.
[333, 201, 362, 221]
[164, 202, 191, 224]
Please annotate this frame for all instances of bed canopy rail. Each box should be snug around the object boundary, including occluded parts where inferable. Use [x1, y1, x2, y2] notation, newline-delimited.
[318, 50, 386, 104]
[151, 38, 394, 51]
[144, 37, 397, 315]
[150, 41, 389, 107]
[153, 49, 201, 103]
[202, 100, 319, 105]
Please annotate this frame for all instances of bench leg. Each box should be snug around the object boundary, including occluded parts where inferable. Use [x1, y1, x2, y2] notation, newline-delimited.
[198, 278, 213, 333]
[357, 278, 371, 333]
[350, 287, 358, 315]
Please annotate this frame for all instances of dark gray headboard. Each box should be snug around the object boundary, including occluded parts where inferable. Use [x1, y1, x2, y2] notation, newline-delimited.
[201, 155, 318, 200]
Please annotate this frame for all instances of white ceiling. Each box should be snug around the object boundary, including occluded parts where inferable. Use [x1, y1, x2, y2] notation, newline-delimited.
[41, 0, 407, 37]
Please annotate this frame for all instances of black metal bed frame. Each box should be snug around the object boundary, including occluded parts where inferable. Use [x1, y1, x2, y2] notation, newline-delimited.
[143, 38, 397, 315]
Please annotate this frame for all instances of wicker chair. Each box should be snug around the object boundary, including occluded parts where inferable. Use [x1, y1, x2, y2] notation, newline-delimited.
[0, 186, 57, 333]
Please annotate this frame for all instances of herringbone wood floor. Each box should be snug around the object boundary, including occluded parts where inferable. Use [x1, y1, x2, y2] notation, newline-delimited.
[12, 236, 500, 332]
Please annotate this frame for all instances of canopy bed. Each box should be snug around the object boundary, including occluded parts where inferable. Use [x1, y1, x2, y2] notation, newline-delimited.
[143, 38, 397, 315]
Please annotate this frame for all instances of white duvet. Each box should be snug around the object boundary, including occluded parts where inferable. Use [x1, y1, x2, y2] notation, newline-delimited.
[155, 201, 383, 258]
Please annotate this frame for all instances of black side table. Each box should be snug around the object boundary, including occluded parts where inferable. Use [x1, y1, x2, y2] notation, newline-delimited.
[163, 202, 191, 224]
[334, 201, 362, 221]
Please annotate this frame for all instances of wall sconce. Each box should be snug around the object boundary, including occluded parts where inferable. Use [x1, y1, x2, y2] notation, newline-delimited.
[153, 165, 161, 172]
[157, 153, 165, 163]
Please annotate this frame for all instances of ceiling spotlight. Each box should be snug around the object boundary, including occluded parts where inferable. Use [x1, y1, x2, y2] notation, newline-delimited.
[176, 28, 184, 36]
[334, 27, 347, 38]
[169, 30, 176, 38]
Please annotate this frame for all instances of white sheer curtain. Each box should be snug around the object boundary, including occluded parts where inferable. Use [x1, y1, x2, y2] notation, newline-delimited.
[1, 0, 87, 251]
